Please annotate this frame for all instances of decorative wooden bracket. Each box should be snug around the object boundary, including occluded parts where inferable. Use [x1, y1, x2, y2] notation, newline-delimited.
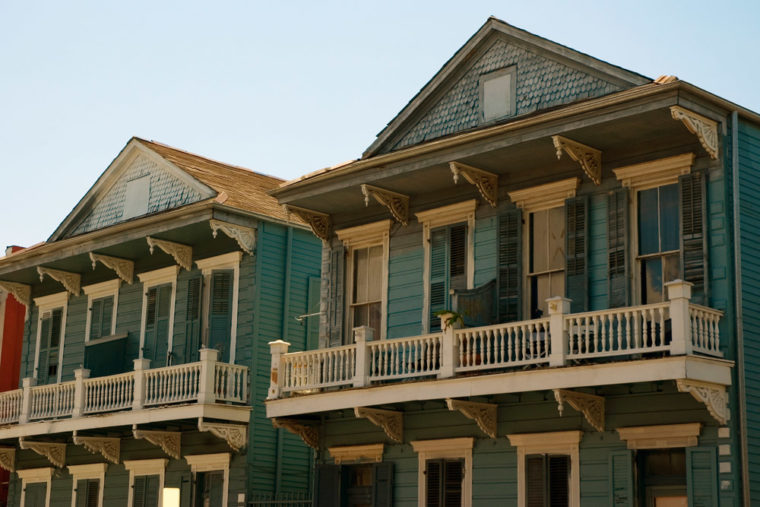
[553, 389, 605, 432]
[676, 379, 729, 425]
[37, 267, 80, 296]
[449, 162, 499, 207]
[146, 237, 193, 271]
[89, 253, 134, 284]
[670, 106, 719, 159]
[0, 281, 31, 306]
[133, 428, 181, 459]
[360, 184, 410, 225]
[210, 219, 255, 255]
[284, 205, 331, 242]
[198, 420, 248, 452]
[0, 447, 15, 472]
[354, 407, 403, 443]
[19, 439, 66, 468]
[446, 398, 497, 438]
[272, 418, 319, 449]
[552, 135, 602, 185]
[72, 434, 120, 464]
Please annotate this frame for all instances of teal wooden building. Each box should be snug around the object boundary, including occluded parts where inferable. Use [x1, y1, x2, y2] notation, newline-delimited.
[266, 17, 759, 506]
[0, 138, 321, 506]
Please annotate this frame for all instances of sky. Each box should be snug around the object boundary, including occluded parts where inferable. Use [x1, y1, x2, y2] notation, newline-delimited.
[1, 1, 758, 250]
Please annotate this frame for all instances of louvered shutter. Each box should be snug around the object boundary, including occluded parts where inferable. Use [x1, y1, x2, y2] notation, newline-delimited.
[425, 459, 443, 507]
[498, 210, 522, 322]
[680, 171, 707, 304]
[144, 287, 158, 362]
[145, 475, 160, 507]
[209, 270, 233, 362]
[133, 476, 146, 507]
[525, 454, 546, 507]
[686, 446, 717, 507]
[101, 297, 113, 337]
[37, 314, 51, 383]
[429, 229, 448, 332]
[372, 462, 393, 507]
[608, 450, 633, 506]
[25, 482, 46, 507]
[449, 225, 467, 292]
[566, 196, 588, 312]
[608, 189, 629, 308]
[76, 479, 88, 507]
[184, 276, 202, 363]
[315, 464, 343, 507]
[548, 455, 570, 505]
[90, 299, 103, 340]
[179, 472, 192, 507]
[327, 246, 345, 347]
[443, 459, 464, 507]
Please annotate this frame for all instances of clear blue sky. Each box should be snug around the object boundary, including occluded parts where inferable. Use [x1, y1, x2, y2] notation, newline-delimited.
[1, 1, 757, 250]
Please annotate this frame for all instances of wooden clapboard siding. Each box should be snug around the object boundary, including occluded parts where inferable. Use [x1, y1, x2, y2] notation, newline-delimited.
[588, 192, 608, 310]
[473, 215, 498, 288]
[387, 223, 425, 339]
[59, 293, 86, 382]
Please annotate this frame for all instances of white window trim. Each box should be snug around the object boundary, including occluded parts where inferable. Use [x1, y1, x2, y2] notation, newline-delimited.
[17, 466, 53, 507]
[617, 422, 702, 449]
[336, 220, 391, 341]
[32, 292, 69, 384]
[137, 266, 179, 362]
[83, 279, 120, 343]
[185, 453, 230, 507]
[124, 458, 168, 507]
[195, 252, 242, 363]
[508, 177, 579, 213]
[507, 430, 582, 507]
[328, 443, 385, 464]
[411, 437, 473, 507]
[416, 200, 477, 333]
[68, 463, 107, 507]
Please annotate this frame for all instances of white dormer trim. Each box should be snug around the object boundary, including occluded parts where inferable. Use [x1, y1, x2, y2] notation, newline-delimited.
[613, 153, 695, 191]
[83, 279, 120, 343]
[508, 177, 580, 212]
[137, 266, 179, 362]
[68, 463, 107, 507]
[33, 292, 69, 384]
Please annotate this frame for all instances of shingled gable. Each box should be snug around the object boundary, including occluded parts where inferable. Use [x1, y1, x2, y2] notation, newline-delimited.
[50, 138, 291, 241]
[364, 16, 651, 157]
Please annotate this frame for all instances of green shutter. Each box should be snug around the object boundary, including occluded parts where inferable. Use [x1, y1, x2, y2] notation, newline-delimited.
[25, 482, 46, 507]
[425, 459, 443, 507]
[183, 276, 202, 364]
[372, 462, 393, 507]
[566, 195, 589, 312]
[315, 464, 343, 507]
[144, 285, 171, 366]
[686, 446, 717, 507]
[209, 270, 233, 362]
[680, 171, 707, 304]
[90, 299, 103, 340]
[430, 228, 448, 331]
[498, 210, 522, 322]
[608, 450, 633, 506]
[525, 454, 546, 507]
[37, 314, 51, 383]
[179, 471, 192, 507]
[76, 479, 87, 507]
[101, 296, 113, 337]
[307, 276, 321, 350]
[443, 459, 464, 507]
[608, 188, 629, 308]
[327, 246, 345, 347]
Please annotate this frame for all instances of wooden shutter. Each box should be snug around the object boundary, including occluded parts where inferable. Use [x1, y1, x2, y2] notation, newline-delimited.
[101, 297, 113, 337]
[144, 287, 158, 362]
[25, 482, 46, 507]
[184, 276, 202, 363]
[133, 476, 146, 507]
[315, 464, 343, 507]
[686, 446, 717, 507]
[548, 455, 569, 506]
[307, 276, 321, 350]
[134, 475, 159, 507]
[76, 479, 99, 507]
[680, 171, 707, 304]
[425, 459, 443, 507]
[608, 189, 629, 308]
[209, 270, 233, 362]
[608, 450, 633, 506]
[37, 314, 51, 384]
[429, 228, 448, 331]
[498, 210, 522, 322]
[90, 299, 103, 340]
[372, 462, 393, 507]
[566, 196, 588, 312]
[525, 454, 546, 507]
[327, 246, 345, 347]
[449, 225, 467, 292]
[443, 459, 463, 507]
[179, 471, 192, 507]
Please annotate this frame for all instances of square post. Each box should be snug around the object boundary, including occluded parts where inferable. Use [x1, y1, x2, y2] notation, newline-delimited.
[132, 358, 150, 410]
[72, 368, 90, 417]
[667, 280, 693, 356]
[353, 326, 374, 387]
[267, 340, 290, 400]
[547, 297, 572, 367]
[19, 377, 36, 424]
[438, 312, 460, 378]
[198, 348, 220, 405]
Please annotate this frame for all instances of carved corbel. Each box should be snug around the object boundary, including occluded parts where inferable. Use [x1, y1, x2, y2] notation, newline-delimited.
[272, 418, 319, 449]
[89, 253, 134, 284]
[552, 135, 602, 185]
[209, 220, 255, 255]
[198, 420, 248, 452]
[670, 106, 719, 159]
[354, 407, 403, 443]
[446, 399, 497, 438]
[132, 428, 181, 459]
[553, 389, 605, 432]
[449, 162, 499, 207]
[19, 439, 66, 468]
[360, 184, 410, 225]
[0, 447, 15, 472]
[72, 434, 120, 464]
[146, 237, 193, 271]
[676, 379, 729, 425]
[37, 267, 81, 296]
[284, 205, 331, 242]
[0, 281, 31, 306]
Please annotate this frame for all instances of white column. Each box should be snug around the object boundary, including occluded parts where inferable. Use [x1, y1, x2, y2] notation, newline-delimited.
[267, 340, 290, 400]
[667, 280, 693, 356]
[438, 313, 459, 378]
[353, 326, 374, 387]
[19, 377, 35, 424]
[72, 368, 90, 417]
[132, 358, 150, 410]
[547, 297, 572, 367]
[198, 348, 220, 405]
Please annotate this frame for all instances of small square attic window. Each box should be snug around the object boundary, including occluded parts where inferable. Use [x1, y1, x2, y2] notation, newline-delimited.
[123, 175, 150, 219]
[480, 66, 516, 122]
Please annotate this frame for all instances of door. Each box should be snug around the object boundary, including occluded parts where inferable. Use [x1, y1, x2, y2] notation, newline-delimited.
[37, 308, 63, 385]
[144, 284, 172, 367]
[182, 276, 203, 364]
[208, 271, 233, 363]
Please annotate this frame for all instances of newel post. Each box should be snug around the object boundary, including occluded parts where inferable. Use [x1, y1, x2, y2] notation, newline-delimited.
[547, 297, 571, 367]
[353, 326, 374, 387]
[72, 368, 90, 417]
[132, 358, 151, 410]
[267, 340, 290, 400]
[667, 280, 693, 356]
[198, 348, 219, 405]
[19, 377, 36, 424]
[438, 313, 460, 378]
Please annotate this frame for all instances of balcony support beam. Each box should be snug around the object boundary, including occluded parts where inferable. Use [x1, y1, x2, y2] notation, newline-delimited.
[198, 420, 247, 452]
[670, 106, 719, 159]
[676, 379, 729, 425]
[209, 219, 255, 255]
[132, 428, 181, 459]
[446, 399, 497, 438]
[19, 439, 66, 468]
[284, 205, 331, 242]
[37, 267, 81, 296]
[449, 162, 498, 207]
[552, 135, 602, 185]
[361, 184, 410, 225]
[0, 448, 15, 472]
[146, 237, 193, 271]
[553, 389, 605, 432]
[89, 253, 134, 284]
[72, 433, 120, 464]
[354, 407, 403, 443]
[272, 418, 319, 449]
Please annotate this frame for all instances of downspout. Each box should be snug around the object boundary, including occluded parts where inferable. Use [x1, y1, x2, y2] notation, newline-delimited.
[730, 110, 750, 505]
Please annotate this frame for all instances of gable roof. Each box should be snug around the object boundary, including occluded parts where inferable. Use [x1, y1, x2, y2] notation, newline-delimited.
[363, 16, 651, 157]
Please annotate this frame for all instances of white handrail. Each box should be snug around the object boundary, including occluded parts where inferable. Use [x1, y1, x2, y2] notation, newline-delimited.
[281, 345, 356, 392]
[0, 389, 22, 424]
[689, 304, 723, 356]
[368, 333, 443, 380]
[144, 363, 202, 406]
[83, 372, 135, 414]
[455, 319, 550, 372]
[29, 381, 75, 420]
[215, 363, 248, 403]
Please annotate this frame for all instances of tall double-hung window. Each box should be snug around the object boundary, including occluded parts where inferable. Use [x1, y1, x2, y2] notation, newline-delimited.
[33, 292, 69, 385]
[138, 266, 179, 368]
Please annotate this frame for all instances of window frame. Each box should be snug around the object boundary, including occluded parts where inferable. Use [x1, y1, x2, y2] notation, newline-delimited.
[137, 266, 179, 362]
[68, 463, 107, 507]
[32, 292, 69, 384]
[411, 437, 473, 507]
[507, 430, 582, 507]
[185, 453, 230, 507]
[124, 458, 168, 507]
[479, 66, 517, 123]
[83, 279, 120, 343]
[195, 252, 242, 363]
[17, 467, 53, 507]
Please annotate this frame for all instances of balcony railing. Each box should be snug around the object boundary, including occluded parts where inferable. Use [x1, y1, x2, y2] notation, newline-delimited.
[0, 348, 249, 426]
[267, 280, 723, 400]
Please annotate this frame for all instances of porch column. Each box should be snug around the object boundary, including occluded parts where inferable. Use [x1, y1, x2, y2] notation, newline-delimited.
[547, 297, 571, 367]
[19, 377, 35, 424]
[72, 368, 90, 417]
[198, 348, 219, 405]
[353, 326, 374, 387]
[132, 358, 150, 410]
[267, 340, 290, 400]
[667, 280, 693, 355]
[438, 313, 459, 378]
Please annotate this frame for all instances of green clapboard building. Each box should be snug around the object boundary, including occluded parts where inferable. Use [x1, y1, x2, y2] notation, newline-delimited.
[0, 138, 321, 506]
[266, 17, 760, 506]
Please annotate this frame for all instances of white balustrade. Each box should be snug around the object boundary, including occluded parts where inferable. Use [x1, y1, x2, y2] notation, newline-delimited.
[368, 333, 443, 380]
[455, 319, 551, 372]
[0, 389, 22, 424]
[280, 345, 356, 392]
[83, 372, 135, 414]
[689, 304, 723, 356]
[29, 381, 75, 420]
[144, 363, 202, 406]
[215, 363, 249, 403]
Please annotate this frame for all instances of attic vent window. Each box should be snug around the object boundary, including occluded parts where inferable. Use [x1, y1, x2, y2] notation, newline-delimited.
[123, 175, 150, 219]
[480, 66, 516, 122]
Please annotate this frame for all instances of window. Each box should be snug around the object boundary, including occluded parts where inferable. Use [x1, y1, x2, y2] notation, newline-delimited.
[480, 66, 516, 122]
[138, 267, 179, 368]
[33, 292, 68, 385]
[123, 175, 151, 220]
[185, 453, 230, 507]
[195, 252, 242, 363]
[508, 431, 581, 507]
[124, 459, 167, 507]
[411, 438, 473, 507]
[637, 184, 680, 303]
[68, 463, 107, 507]
[528, 206, 565, 319]
[17, 467, 52, 507]
[83, 280, 120, 341]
